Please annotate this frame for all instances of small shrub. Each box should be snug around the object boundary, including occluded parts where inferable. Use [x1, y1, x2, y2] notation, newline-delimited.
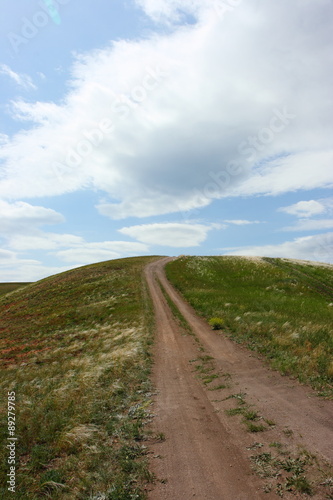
[286, 475, 312, 494]
[208, 317, 224, 330]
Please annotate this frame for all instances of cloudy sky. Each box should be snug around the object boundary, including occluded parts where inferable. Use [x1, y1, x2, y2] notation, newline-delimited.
[0, 0, 333, 281]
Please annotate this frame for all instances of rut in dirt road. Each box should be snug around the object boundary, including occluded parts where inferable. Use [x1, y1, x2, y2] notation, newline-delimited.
[145, 258, 277, 500]
[145, 258, 333, 500]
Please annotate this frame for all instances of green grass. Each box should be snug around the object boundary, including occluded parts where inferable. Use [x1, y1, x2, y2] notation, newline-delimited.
[225, 393, 267, 432]
[166, 256, 333, 396]
[0, 256, 161, 499]
[246, 422, 266, 433]
[250, 451, 314, 496]
[0, 283, 32, 297]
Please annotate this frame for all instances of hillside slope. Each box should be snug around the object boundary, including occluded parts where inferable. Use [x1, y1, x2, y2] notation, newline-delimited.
[0, 283, 31, 297]
[0, 256, 160, 499]
[166, 256, 333, 396]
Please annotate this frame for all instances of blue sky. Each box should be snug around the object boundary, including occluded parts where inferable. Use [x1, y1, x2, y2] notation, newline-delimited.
[0, 0, 333, 281]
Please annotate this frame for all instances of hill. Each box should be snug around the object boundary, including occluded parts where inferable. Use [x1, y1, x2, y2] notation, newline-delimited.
[0, 283, 31, 297]
[166, 256, 333, 397]
[0, 256, 161, 499]
[1, 254, 332, 499]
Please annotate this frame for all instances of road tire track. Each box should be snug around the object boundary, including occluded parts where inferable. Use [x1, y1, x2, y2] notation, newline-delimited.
[145, 258, 333, 499]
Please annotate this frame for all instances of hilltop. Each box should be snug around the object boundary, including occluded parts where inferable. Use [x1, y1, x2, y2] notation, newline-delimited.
[0, 255, 332, 499]
[0, 256, 161, 499]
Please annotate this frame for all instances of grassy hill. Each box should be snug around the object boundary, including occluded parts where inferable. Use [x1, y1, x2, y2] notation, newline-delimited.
[0, 256, 161, 499]
[1, 254, 332, 498]
[0, 283, 31, 297]
[166, 256, 333, 397]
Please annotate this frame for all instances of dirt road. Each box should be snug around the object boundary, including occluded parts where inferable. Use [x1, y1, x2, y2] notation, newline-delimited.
[145, 258, 333, 500]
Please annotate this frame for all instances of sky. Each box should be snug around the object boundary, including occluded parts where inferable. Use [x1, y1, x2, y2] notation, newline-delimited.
[0, 0, 333, 281]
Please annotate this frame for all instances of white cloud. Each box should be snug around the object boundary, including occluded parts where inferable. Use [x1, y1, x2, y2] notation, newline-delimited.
[0, 232, 148, 279]
[119, 222, 216, 247]
[279, 198, 333, 219]
[0, 247, 71, 282]
[0, 202, 86, 259]
[0, 201, 64, 234]
[282, 219, 333, 232]
[0, 1, 332, 218]
[0, 200, 151, 274]
[0, 64, 36, 90]
[96, 194, 211, 220]
[0, 200, 149, 272]
[0, 134, 9, 145]
[279, 200, 326, 218]
[224, 220, 262, 226]
[55, 241, 148, 264]
[0, 249, 16, 261]
[7, 233, 84, 251]
[0, 236, 149, 280]
[0, 261, 72, 282]
[223, 232, 333, 264]
[134, 0, 205, 23]
[134, 0, 244, 24]
[278, 198, 333, 231]
[228, 150, 333, 198]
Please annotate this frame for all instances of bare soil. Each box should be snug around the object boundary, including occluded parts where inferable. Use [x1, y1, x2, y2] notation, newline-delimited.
[145, 258, 333, 500]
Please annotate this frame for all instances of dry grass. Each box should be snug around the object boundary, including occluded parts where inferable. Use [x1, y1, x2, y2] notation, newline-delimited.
[0, 256, 161, 499]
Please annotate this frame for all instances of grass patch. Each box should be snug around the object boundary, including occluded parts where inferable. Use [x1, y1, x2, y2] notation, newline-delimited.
[208, 384, 228, 391]
[246, 422, 266, 433]
[202, 374, 219, 385]
[224, 392, 247, 405]
[225, 407, 244, 416]
[0, 256, 161, 499]
[166, 256, 333, 397]
[243, 410, 259, 421]
[250, 450, 313, 495]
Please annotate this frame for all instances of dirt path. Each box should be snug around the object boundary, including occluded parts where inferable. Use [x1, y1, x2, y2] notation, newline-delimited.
[145, 258, 333, 499]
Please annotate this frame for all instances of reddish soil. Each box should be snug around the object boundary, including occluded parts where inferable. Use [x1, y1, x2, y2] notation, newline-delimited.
[145, 258, 333, 500]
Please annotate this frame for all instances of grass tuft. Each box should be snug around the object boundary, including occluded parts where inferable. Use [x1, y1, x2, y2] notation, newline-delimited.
[246, 422, 266, 433]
